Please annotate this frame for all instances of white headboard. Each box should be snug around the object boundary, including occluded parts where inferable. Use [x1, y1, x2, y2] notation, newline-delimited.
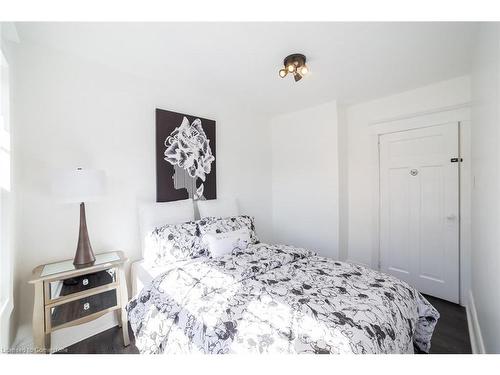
[138, 199, 195, 256]
[138, 198, 241, 257]
[196, 198, 239, 219]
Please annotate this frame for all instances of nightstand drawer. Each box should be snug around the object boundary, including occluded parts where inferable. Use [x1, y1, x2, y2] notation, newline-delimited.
[47, 268, 117, 302]
[47, 289, 118, 331]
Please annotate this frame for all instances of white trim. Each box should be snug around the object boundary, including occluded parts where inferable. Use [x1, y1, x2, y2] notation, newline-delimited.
[369, 106, 471, 136]
[369, 105, 471, 305]
[458, 120, 472, 307]
[369, 102, 472, 127]
[466, 290, 486, 354]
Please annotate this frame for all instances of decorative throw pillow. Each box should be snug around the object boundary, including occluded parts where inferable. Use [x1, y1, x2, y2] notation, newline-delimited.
[202, 228, 252, 258]
[143, 221, 207, 267]
[197, 215, 259, 245]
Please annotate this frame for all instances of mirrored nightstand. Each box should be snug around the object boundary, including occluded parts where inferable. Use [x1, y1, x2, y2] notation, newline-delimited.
[29, 251, 130, 353]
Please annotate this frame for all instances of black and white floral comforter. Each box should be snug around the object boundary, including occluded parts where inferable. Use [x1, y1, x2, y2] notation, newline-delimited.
[127, 244, 439, 354]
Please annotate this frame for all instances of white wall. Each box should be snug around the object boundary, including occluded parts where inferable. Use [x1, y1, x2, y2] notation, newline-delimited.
[470, 23, 500, 354]
[11, 41, 273, 348]
[346, 76, 471, 265]
[0, 23, 16, 350]
[271, 101, 339, 258]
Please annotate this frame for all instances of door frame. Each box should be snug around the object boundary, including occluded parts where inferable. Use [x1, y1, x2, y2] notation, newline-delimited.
[368, 104, 471, 306]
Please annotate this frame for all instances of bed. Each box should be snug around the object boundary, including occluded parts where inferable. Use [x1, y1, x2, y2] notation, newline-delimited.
[128, 199, 439, 354]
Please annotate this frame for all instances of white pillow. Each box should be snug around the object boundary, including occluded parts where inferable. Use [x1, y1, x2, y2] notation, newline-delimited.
[202, 228, 251, 258]
[197, 215, 259, 244]
[197, 198, 239, 219]
[138, 199, 195, 256]
[144, 221, 206, 267]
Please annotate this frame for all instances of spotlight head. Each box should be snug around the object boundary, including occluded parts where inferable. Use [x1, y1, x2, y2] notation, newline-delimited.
[279, 54, 308, 83]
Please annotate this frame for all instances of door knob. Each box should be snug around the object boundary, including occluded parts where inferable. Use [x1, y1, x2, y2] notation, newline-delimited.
[446, 214, 457, 220]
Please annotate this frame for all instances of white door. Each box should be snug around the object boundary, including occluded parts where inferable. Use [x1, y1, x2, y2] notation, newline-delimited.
[379, 123, 459, 303]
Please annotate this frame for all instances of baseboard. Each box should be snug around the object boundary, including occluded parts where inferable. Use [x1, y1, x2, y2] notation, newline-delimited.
[466, 290, 486, 354]
[12, 311, 119, 353]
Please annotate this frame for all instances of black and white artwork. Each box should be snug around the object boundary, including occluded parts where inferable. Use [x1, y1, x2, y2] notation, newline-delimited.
[156, 108, 216, 202]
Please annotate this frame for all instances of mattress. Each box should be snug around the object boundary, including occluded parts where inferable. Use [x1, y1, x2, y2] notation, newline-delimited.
[131, 260, 161, 297]
[130, 258, 204, 296]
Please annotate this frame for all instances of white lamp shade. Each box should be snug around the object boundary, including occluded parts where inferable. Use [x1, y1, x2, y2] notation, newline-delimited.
[52, 168, 106, 203]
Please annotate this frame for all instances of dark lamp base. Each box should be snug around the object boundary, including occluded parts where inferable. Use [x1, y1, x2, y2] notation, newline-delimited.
[73, 202, 96, 269]
[73, 261, 96, 269]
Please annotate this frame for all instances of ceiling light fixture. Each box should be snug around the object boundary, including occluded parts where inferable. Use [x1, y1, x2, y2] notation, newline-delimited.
[279, 53, 308, 82]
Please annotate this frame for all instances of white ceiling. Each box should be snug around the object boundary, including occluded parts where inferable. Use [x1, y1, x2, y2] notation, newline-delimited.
[15, 22, 478, 115]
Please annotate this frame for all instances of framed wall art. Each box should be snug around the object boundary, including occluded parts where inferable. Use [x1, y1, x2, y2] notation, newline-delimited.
[156, 108, 216, 202]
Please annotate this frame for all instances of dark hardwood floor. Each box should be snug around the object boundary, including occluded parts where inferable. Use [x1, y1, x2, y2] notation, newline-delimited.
[56, 324, 139, 354]
[423, 294, 472, 354]
[57, 294, 471, 354]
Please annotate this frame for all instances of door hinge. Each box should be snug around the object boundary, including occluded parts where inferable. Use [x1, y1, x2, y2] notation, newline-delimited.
[450, 158, 463, 163]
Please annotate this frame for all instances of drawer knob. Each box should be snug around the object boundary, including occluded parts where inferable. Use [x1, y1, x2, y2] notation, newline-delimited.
[82, 278, 89, 286]
[83, 302, 90, 311]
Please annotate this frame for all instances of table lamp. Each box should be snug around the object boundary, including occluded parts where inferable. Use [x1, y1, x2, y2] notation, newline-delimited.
[52, 168, 106, 268]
